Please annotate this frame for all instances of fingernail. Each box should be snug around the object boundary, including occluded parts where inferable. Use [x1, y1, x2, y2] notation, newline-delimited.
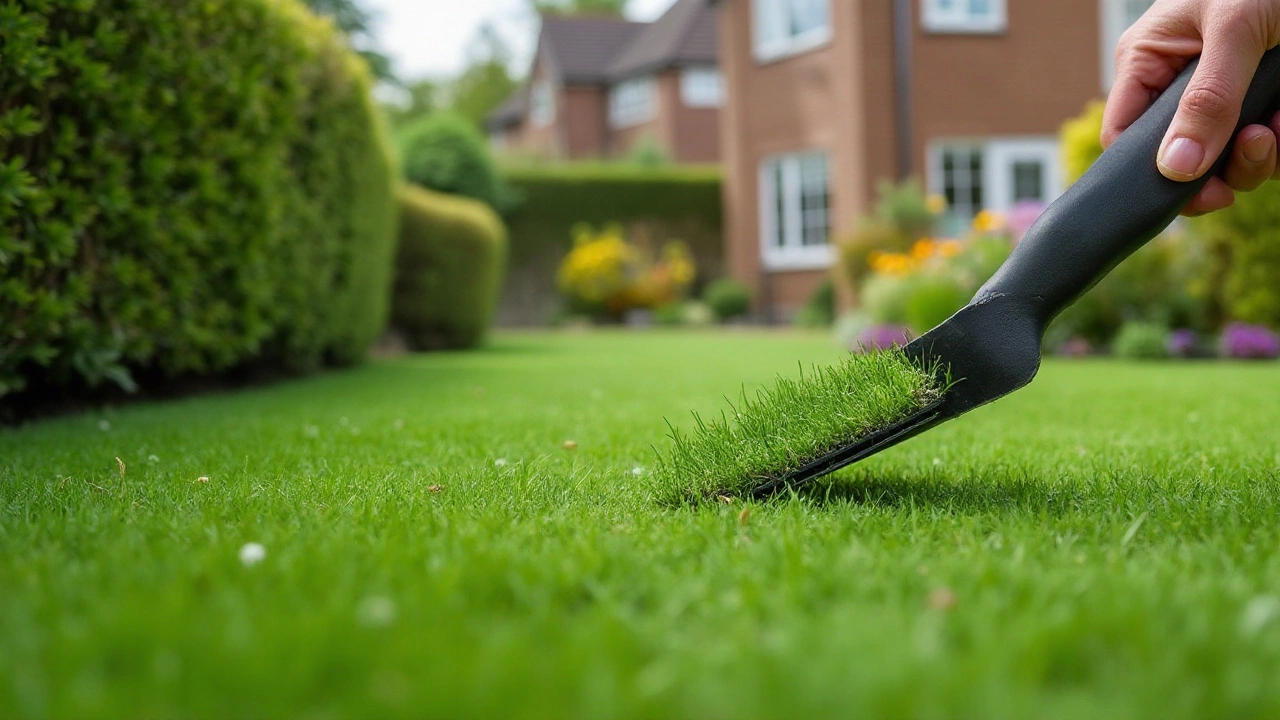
[1159, 137, 1205, 180]
[1243, 133, 1272, 163]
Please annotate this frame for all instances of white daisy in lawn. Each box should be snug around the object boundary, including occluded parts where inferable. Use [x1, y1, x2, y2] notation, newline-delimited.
[238, 542, 266, 567]
[98, 419, 111, 432]
[632, 466, 646, 476]
[494, 458, 508, 467]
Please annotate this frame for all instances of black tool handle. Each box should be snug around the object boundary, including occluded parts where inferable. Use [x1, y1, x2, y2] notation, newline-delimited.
[976, 46, 1280, 328]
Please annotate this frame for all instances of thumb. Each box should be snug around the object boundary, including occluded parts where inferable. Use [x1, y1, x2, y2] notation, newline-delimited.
[1158, 29, 1265, 182]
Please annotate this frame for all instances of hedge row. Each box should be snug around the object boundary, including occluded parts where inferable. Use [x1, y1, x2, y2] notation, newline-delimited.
[392, 186, 507, 350]
[0, 0, 399, 402]
[499, 164, 723, 325]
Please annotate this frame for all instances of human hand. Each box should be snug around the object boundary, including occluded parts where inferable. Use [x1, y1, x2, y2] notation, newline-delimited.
[1102, 0, 1280, 215]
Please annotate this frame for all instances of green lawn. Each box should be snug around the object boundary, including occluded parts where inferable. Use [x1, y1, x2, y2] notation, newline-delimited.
[4, 330, 1280, 719]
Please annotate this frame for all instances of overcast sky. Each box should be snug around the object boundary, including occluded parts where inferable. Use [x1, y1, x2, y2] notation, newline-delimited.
[363, 0, 679, 80]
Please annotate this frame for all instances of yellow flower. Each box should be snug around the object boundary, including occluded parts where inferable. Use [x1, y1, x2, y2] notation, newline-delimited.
[911, 239, 937, 261]
[869, 251, 915, 276]
[926, 194, 948, 215]
[937, 240, 965, 258]
[972, 210, 1004, 234]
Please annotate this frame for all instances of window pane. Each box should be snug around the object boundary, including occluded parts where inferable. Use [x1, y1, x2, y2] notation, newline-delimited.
[681, 68, 723, 108]
[1012, 161, 1044, 201]
[798, 154, 830, 247]
[774, 162, 787, 248]
[755, 0, 786, 46]
[938, 145, 985, 224]
[789, 0, 830, 36]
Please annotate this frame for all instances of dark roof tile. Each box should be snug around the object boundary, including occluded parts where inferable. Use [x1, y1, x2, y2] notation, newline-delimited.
[540, 14, 647, 84]
[608, 0, 719, 79]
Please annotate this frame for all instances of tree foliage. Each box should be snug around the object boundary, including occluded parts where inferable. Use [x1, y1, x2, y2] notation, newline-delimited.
[303, 0, 395, 80]
[531, 0, 628, 15]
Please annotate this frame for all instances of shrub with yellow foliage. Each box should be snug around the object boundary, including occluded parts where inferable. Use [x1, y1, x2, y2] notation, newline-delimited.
[557, 224, 696, 320]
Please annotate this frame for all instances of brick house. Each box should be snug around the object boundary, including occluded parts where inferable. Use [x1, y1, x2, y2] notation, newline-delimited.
[718, 0, 1156, 319]
[487, 0, 723, 163]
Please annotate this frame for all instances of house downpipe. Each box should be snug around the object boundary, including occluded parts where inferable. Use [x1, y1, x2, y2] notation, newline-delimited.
[892, 0, 914, 180]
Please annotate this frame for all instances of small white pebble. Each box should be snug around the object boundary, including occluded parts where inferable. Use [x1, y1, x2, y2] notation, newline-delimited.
[932, 458, 942, 466]
[98, 419, 111, 432]
[148, 455, 160, 463]
[196, 476, 210, 484]
[631, 466, 646, 476]
[494, 458, 508, 467]
[357, 596, 398, 628]
[238, 542, 266, 567]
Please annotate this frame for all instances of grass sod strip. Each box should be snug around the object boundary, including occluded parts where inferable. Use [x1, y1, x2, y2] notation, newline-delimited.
[652, 349, 942, 504]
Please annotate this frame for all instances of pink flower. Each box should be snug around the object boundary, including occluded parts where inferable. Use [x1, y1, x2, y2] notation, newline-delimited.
[1006, 200, 1047, 244]
[853, 325, 914, 353]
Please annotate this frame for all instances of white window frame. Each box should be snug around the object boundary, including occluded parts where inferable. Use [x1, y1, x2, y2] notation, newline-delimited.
[928, 137, 1062, 227]
[680, 66, 724, 108]
[609, 76, 656, 129]
[921, 0, 1007, 34]
[530, 81, 554, 128]
[1101, 0, 1156, 90]
[759, 151, 833, 271]
[752, 0, 832, 63]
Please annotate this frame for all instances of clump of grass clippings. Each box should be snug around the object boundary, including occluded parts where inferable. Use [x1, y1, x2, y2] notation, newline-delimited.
[652, 349, 942, 505]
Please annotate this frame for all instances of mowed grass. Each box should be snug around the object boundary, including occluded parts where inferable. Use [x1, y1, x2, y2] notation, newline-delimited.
[653, 349, 940, 504]
[3, 330, 1280, 719]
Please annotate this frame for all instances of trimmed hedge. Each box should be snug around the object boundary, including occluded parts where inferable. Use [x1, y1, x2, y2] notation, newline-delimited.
[0, 0, 398, 401]
[392, 186, 507, 350]
[500, 164, 723, 325]
[399, 113, 507, 211]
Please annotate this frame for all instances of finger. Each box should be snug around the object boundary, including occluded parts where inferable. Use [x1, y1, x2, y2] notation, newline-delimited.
[1103, 73, 1162, 148]
[1270, 111, 1280, 180]
[1223, 124, 1277, 191]
[1181, 177, 1235, 216]
[1158, 26, 1266, 182]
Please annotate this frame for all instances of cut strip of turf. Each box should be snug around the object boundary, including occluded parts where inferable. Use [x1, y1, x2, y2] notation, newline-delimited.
[652, 349, 942, 505]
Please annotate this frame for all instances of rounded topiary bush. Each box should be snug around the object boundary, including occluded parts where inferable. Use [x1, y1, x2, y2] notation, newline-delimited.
[399, 114, 505, 210]
[391, 186, 508, 350]
[0, 0, 398, 402]
[1113, 322, 1171, 360]
[704, 278, 753, 322]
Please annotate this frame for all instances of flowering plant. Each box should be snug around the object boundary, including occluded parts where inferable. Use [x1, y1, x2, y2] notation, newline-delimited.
[557, 224, 696, 320]
[858, 211, 1014, 334]
[853, 324, 914, 353]
[1220, 323, 1280, 360]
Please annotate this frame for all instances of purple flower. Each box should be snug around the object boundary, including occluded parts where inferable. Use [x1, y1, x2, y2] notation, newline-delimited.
[853, 325, 914, 353]
[1006, 200, 1048, 244]
[1055, 337, 1093, 358]
[1167, 329, 1199, 358]
[1220, 323, 1280, 360]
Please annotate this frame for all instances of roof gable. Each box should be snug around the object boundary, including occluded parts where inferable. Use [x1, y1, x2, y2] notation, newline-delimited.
[607, 0, 719, 79]
[539, 14, 647, 85]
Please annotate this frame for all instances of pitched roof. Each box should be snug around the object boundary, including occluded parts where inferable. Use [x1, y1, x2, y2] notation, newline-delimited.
[607, 0, 719, 78]
[539, 14, 647, 85]
[486, 2, 721, 127]
[486, 88, 526, 131]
